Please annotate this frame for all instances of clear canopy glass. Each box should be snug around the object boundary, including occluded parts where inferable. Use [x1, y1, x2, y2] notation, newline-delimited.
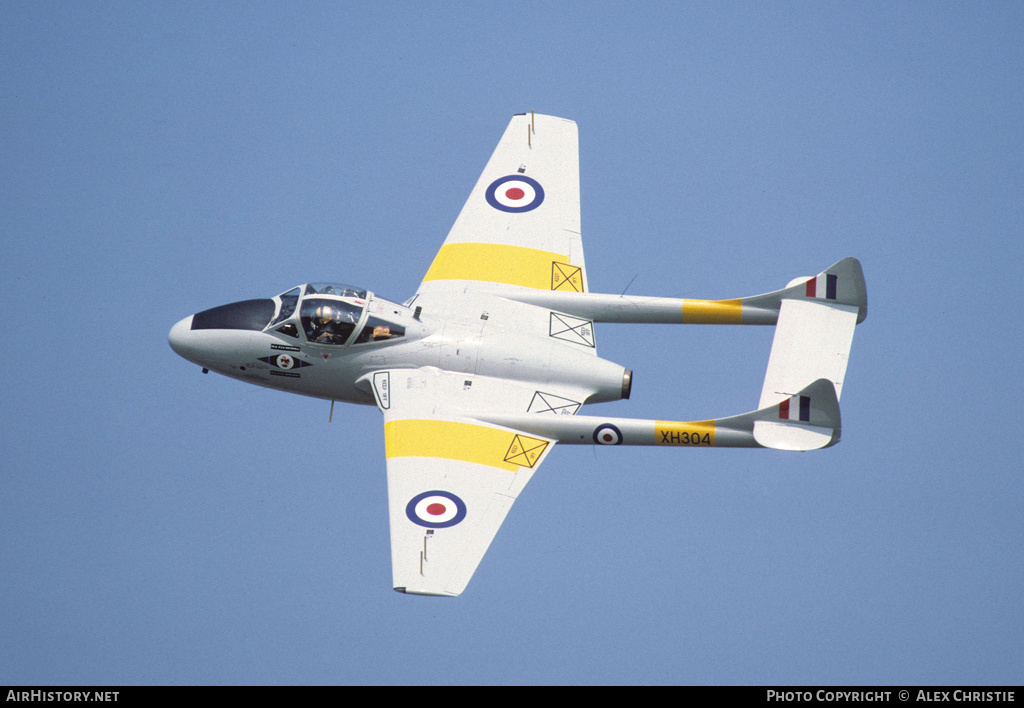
[265, 282, 405, 347]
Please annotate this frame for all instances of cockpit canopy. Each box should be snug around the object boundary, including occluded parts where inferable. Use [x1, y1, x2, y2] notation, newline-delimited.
[265, 283, 405, 347]
[188, 282, 407, 347]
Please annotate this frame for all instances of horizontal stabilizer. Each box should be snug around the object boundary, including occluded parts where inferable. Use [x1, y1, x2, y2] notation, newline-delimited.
[758, 293, 861, 409]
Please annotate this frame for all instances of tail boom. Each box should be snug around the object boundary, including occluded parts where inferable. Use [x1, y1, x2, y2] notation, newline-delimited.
[499, 257, 867, 326]
[476, 379, 841, 452]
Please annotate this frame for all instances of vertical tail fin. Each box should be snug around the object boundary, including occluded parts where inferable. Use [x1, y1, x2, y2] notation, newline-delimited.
[750, 378, 841, 450]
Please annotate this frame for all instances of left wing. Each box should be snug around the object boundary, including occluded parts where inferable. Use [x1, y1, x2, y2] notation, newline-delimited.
[369, 368, 565, 596]
[418, 113, 588, 297]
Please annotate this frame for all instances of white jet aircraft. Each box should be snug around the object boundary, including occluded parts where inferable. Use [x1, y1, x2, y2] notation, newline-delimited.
[169, 113, 867, 597]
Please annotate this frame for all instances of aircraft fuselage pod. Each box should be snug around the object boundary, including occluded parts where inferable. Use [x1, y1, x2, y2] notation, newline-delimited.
[168, 282, 632, 408]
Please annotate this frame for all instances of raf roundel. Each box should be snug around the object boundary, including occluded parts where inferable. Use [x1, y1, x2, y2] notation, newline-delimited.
[485, 175, 545, 213]
[593, 423, 623, 445]
[406, 490, 468, 529]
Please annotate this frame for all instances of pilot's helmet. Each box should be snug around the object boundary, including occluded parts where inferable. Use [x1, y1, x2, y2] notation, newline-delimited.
[315, 305, 336, 325]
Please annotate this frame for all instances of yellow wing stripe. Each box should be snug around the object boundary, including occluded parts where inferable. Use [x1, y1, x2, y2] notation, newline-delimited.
[681, 299, 743, 324]
[422, 242, 584, 291]
[384, 419, 549, 472]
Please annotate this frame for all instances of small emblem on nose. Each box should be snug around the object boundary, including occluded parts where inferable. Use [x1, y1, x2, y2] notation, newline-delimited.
[259, 355, 311, 370]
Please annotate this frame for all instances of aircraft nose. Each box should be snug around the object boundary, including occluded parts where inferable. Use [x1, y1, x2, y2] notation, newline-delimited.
[168, 315, 199, 361]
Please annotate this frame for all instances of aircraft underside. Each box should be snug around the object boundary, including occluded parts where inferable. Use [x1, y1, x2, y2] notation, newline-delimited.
[170, 113, 866, 596]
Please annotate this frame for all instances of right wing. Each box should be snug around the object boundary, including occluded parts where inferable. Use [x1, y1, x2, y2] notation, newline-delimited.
[418, 113, 588, 297]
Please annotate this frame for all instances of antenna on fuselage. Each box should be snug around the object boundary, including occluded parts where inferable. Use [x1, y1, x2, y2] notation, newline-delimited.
[329, 400, 335, 423]
[620, 273, 638, 296]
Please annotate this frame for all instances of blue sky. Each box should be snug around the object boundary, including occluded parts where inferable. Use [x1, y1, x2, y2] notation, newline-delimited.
[2, 2, 1021, 685]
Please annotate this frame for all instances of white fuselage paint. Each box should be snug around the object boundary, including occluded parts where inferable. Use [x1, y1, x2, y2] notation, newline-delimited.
[169, 291, 629, 407]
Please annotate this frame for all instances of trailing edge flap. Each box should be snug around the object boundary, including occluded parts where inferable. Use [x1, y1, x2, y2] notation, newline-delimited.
[378, 368, 560, 597]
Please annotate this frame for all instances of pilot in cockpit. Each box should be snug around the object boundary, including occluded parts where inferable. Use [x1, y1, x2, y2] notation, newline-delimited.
[310, 305, 353, 344]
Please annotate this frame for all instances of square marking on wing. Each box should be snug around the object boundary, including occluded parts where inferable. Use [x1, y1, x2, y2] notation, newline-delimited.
[549, 312, 595, 347]
[504, 434, 550, 469]
[551, 262, 584, 292]
[528, 391, 582, 415]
